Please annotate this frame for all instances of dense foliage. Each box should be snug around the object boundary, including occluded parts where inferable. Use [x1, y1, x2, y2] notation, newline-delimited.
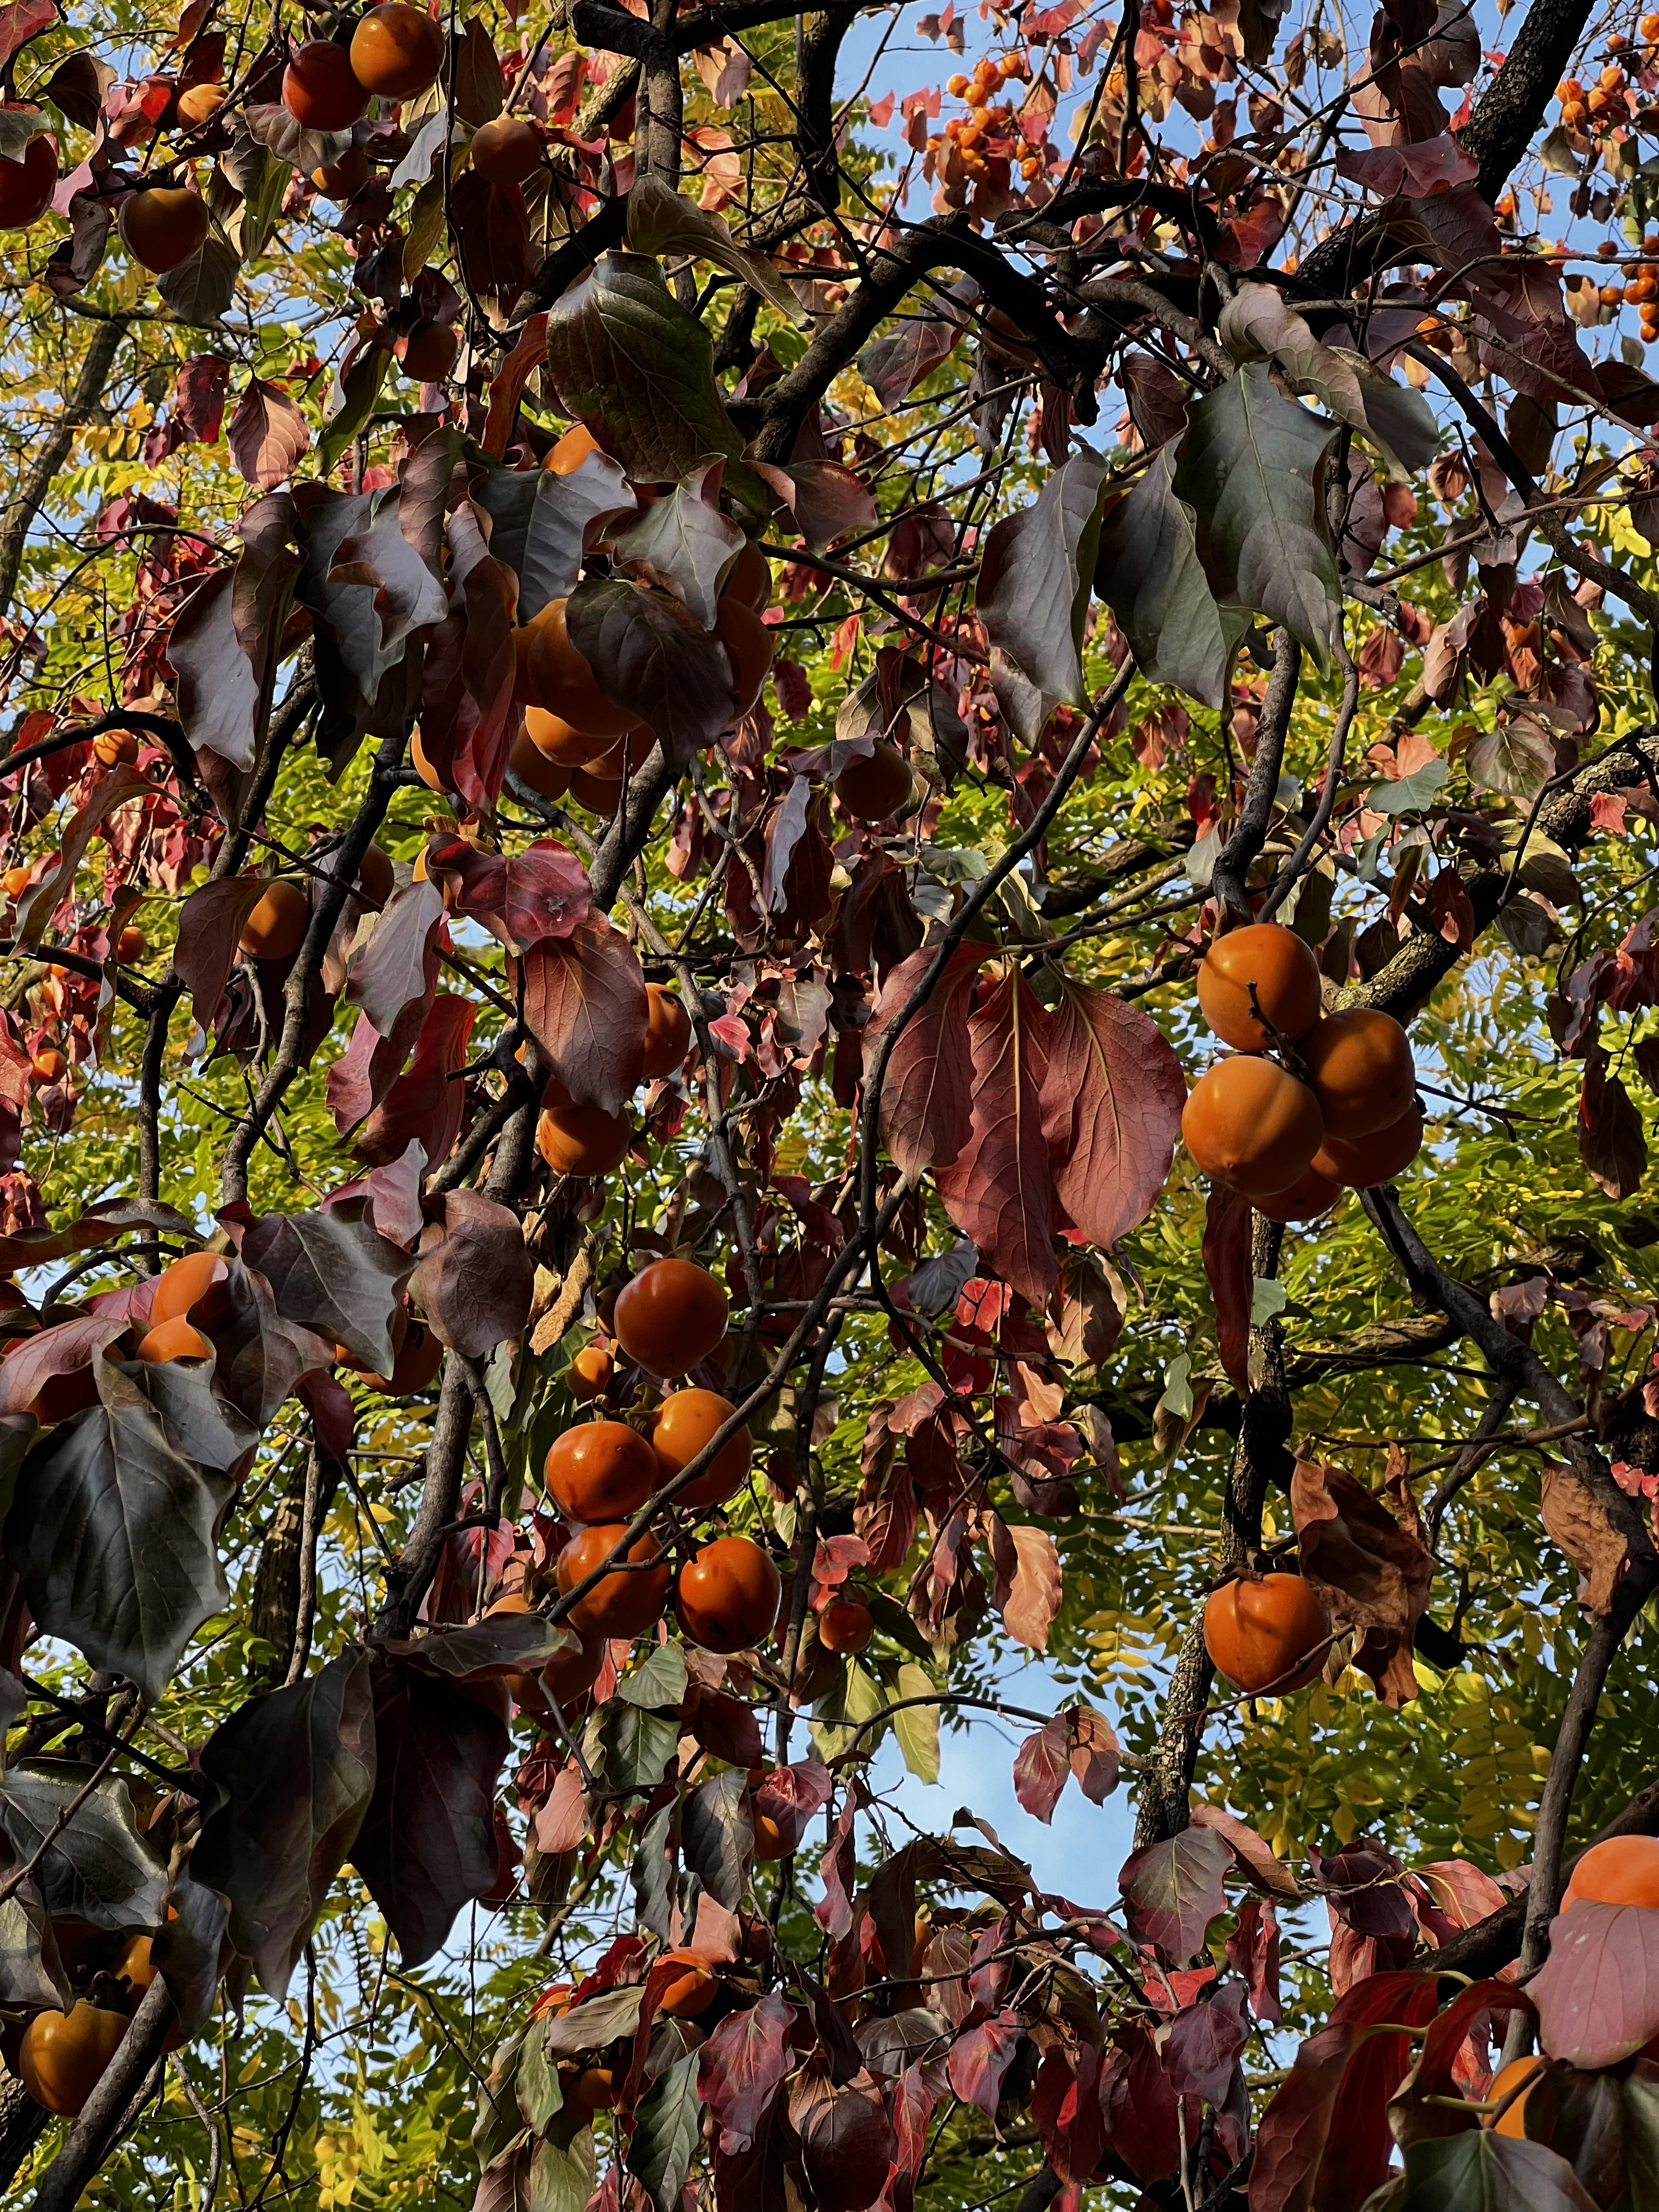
[0, 0, 1656, 2203]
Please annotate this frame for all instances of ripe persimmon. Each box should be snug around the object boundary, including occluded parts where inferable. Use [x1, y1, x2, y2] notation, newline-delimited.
[536, 1103, 631, 1178]
[365, 1319, 442, 1396]
[403, 321, 457, 382]
[676, 1534, 782, 1653]
[150, 1249, 225, 1323]
[568, 1343, 613, 1401]
[523, 705, 612, 769]
[1, 865, 28, 898]
[519, 599, 634, 737]
[92, 729, 139, 767]
[116, 926, 146, 963]
[1562, 1833, 1659, 1910]
[541, 1630, 604, 1706]
[545, 1419, 659, 1521]
[722, 538, 771, 612]
[349, 3, 445, 100]
[176, 82, 226, 127]
[556, 1523, 670, 1636]
[411, 727, 445, 791]
[19, 2001, 127, 2115]
[655, 1949, 717, 2017]
[471, 114, 540, 182]
[282, 40, 369, 131]
[30, 1048, 65, 1083]
[138, 1317, 211, 1363]
[650, 1388, 750, 1509]
[1488, 2057, 1537, 2139]
[1203, 1573, 1331, 1694]
[1181, 1057, 1323, 1198]
[544, 424, 603, 474]
[238, 880, 308, 963]
[1252, 1162, 1342, 1224]
[1300, 1009, 1416, 1140]
[119, 186, 210, 272]
[0, 126, 56, 229]
[753, 1809, 790, 1859]
[835, 740, 912, 822]
[614, 1258, 728, 1375]
[1312, 1102, 1424, 1188]
[642, 984, 692, 1078]
[508, 725, 571, 800]
[113, 1933, 158, 1993]
[1196, 922, 1323, 1052]
[715, 594, 773, 718]
[819, 1597, 873, 1654]
[568, 2064, 617, 2110]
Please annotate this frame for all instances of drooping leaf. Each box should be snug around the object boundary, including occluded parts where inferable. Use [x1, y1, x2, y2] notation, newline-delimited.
[946, 2008, 1023, 2117]
[226, 375, 310, 491]
[240, 1203, 412, 1377]
[999, 1521, 1062, 1652]
[422, 835, 592, 956]
[345, 878, 445, 1039]
[1203, 1180, 1255, 1393]
[1172, 361, 1341, 667]
[0, 1763, 166, 1931]
[977, 450, 1112, 706]
[681, 1768, 752, 1910]
[933, 968, 1057, 1308]
[169, 571, 260, 771]
[174, 877, 268, 1029]
[1531, 1900, 1659, 2068]
[1117, 1824, 1231, 1965]
[1013, 1713, 1071, 1823]
[625, 175, 807, 325]
[612, 466, 746, 630]
[192, 1648, 377, 1997]
[544, 253, 742, 482]
[893, 1662, 939, 1783]
[1291, 1458, 1432, 1708]
[788, 2056, 895, 2212]
[520, 917, 649, 1116]
[473, 450, 636, 624]
[155, 231, 241, 325]
[698, 1991, 797, 2154]
[350, 1655, 509, 1968]
[4, 1364, 235, 1700]
[564, 577, 735, 760]
[1041, 978, 1187, 1252]
[628, 2051, 703, 2212]
[1094, 445, 1247, 708]
[865, 943, 984, 1181]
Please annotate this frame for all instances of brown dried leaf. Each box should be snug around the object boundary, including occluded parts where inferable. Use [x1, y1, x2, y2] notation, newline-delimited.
[1290, 1458, 1433, 1708]
[1539, 1463, 1629, 1616]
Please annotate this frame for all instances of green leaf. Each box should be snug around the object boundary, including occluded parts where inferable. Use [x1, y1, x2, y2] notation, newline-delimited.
[681, 1769, 752, 1909]
[474, 2031, 528, 2165]
[627, 2052, 702, 2212]
[529, 2127, 595, 2212]
[1392, 2130, 1597, 2209]
[402, 176, 446, 283]
[3, 1364, 236, 1701]
[156, 230, 242, 326]
[1467, 713, 1556, 800]
[544, 252, 743, 482]
[0, 1764, 167, 1932]
[517, 2022, 564, 2133]
[975, 450, 1112, 706]
[615, 1640, 688, 1713]
[1173, 361, 1341, 668]
[321, 343, 392, 476]
[1094, 445, 1245, 709]
[1217, 284, 1437, 474]
[894, 1663, 940, 1783]
[1370, 754, 1450, 815]
[625, 174, 807, 326]
[591, 1701, 679, 1792]
[1250, 1277, 1289, 1326]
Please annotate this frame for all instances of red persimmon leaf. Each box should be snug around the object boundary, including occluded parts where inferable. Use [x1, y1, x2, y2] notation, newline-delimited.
[787, 2058, 895, 2212]
[1247, 1969, 1442, 2212]
[226, 376, 310, 491]
[520, 917, 648, 1116]
[1203, 1179, 1255, 1392]
[697, 1991, 797, 2153]
[946, 2008, 1023, 2119]
[172, 877, 268, 1031]
[1040, 979, 1186, 1253]
[422, 834, 591, 955]
[174, 353, 230, 442]
[1389, 1979, 1536, 2146]
[1531, 1901, 1659, 2069]
[191, 1648, 376, 1999]
[240, 1200, 411, 1377]
[754, 1758, 832, 1859]
[1067, 1706, 1120, 1803]
[1188, 1803, 1300, 1899]
[351, 1653, 508, 1968]
[345, 878, 445, 1040]
[409, 1190, 534, 1360]
[1118, 1825, 1231, 1966]
[565, 575, 735, 763]
[865, 943, 984, 1181]
[933, 968, 1058, 1308]
[999, 1521, 1062, 1652]
[1012, 1714, 1070, 1823]
[1031, 2045, 1105, 2185]
[1164, 1981, 1250, 2107]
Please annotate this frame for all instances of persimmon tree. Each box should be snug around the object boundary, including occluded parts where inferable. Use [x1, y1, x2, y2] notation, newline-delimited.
[0, 0, 1658, 2203]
